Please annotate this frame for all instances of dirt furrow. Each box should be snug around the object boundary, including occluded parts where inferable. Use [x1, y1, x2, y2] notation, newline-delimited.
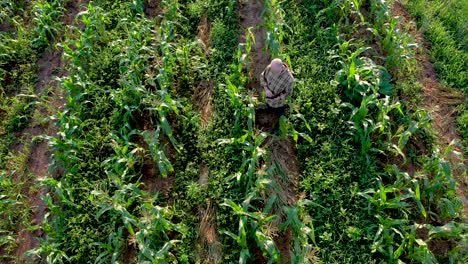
[12, 1, 84, 262]
[267, 138, 299, 263]
[239, 0, 270, 93]
[144, 0, 161, 19]
[392, 1, 467, 217]
[239, 0, 299, 262]
[191, 11, 223, 263]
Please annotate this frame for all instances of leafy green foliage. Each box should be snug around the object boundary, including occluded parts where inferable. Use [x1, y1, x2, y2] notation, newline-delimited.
[31, 0, 64, 52]
[0, 0, 465, 263]
[405, 0, 467, 92]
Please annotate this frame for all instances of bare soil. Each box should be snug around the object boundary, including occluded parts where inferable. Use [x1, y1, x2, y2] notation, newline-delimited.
[392, 1, 468, 219]
[195, 164, 222, 264]
[197, 13, 212, 52]
[193, 14, 214, 125]
[196, 201, 223, 264]
[263, 137, 299, 263]
[0, 18, 14, 32]
[35, 49, 63, 95]
[392, 0, 467, 255]
[62, 0, 82, 26]
[193, 80, 214, 127]
[392, 2, 465, 150]
[239, 0, 271, 94]
[193, 13, 223, 263]
[144, 0, 161, 19]
[198, 164, 209, 186]
[429, 239, 456, 256]
[238, 1, 300, 262]
[9, 1, 83, 262]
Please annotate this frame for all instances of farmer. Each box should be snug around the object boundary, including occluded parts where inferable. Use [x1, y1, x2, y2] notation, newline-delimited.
[258, 58, 294, 130]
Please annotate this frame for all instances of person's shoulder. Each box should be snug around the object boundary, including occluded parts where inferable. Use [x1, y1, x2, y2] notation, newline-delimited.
[282, 68, 294, 80]
[263, 64, 271, 74]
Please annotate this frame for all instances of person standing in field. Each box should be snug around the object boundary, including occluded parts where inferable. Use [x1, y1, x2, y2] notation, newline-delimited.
[258, 58, 294, 131]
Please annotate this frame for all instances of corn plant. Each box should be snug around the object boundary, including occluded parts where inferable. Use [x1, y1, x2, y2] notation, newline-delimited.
[363, 164, 430, 215]
[223, 29, 255, 134]
[367, 0, 417, 76]
[115, 9, 181, 179]
[89, 180, 182, 263]
[222, 200, 251, 262]
[341, 93, 381, 156]
[218, 132, 269, 191]
[339, 0, 365, 24]
[174, 39, 206, 86]
[387, 110, 431, 160]
[92, 184, 141, 262]
[262, 0, 287, 57]
[369, 0, 390, 29]
[59, 3, 109, 101]
[0, 171, 31, 259]
[419, 147, 461, 218]
[143, 0, 184, 151]
[358, 146, 464, 261]
[331, 40, 393, 104]
[281, 200, 318, 263]
[47, 109, 83, 174]
[0, 1, 13, 24]
[358, 167, 415, 261]
[28, 177, 79, 263]
[222, 197, 280, 264]
[142, 129, 173, 178]
[134, 202, 182, 263]
[31, 0, 64, 52]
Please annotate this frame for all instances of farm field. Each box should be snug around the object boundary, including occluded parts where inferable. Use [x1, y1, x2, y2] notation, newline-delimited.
[0, 0, 466, 263]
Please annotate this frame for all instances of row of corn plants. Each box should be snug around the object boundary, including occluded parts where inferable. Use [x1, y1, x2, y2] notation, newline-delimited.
[261, 0, 287, 59]
[261, 1, 320, 262]
[29, 1, 179, 262]
[34, 0, 214, 261]
[175, 1, 259, 262]
[0, 0, 68, 260]
[329, 0, 466, 262]
[218, 29, 283, 263]
[402, 0, 468, 156]
[214, 0, 320, 261]
[33, 3, 115, 262]
[91, 1, 184, 262]
[277, 0, 466, 262]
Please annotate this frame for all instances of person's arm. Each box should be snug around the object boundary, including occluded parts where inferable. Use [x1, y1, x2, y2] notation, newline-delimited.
[260, 66, 274, 97]
[285, 70, 294, 97]
[260, 70, 267, 88]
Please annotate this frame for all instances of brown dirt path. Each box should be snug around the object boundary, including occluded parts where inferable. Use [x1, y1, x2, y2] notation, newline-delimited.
[239, 0, 299, 262]
[144, 0, 160, 18]
[239, 0, 271, 94]
[192, 13, 223, 263]
[11, 1, 84, 262]
[266, 138, 299, 263]
[391, 1, 467, 217]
